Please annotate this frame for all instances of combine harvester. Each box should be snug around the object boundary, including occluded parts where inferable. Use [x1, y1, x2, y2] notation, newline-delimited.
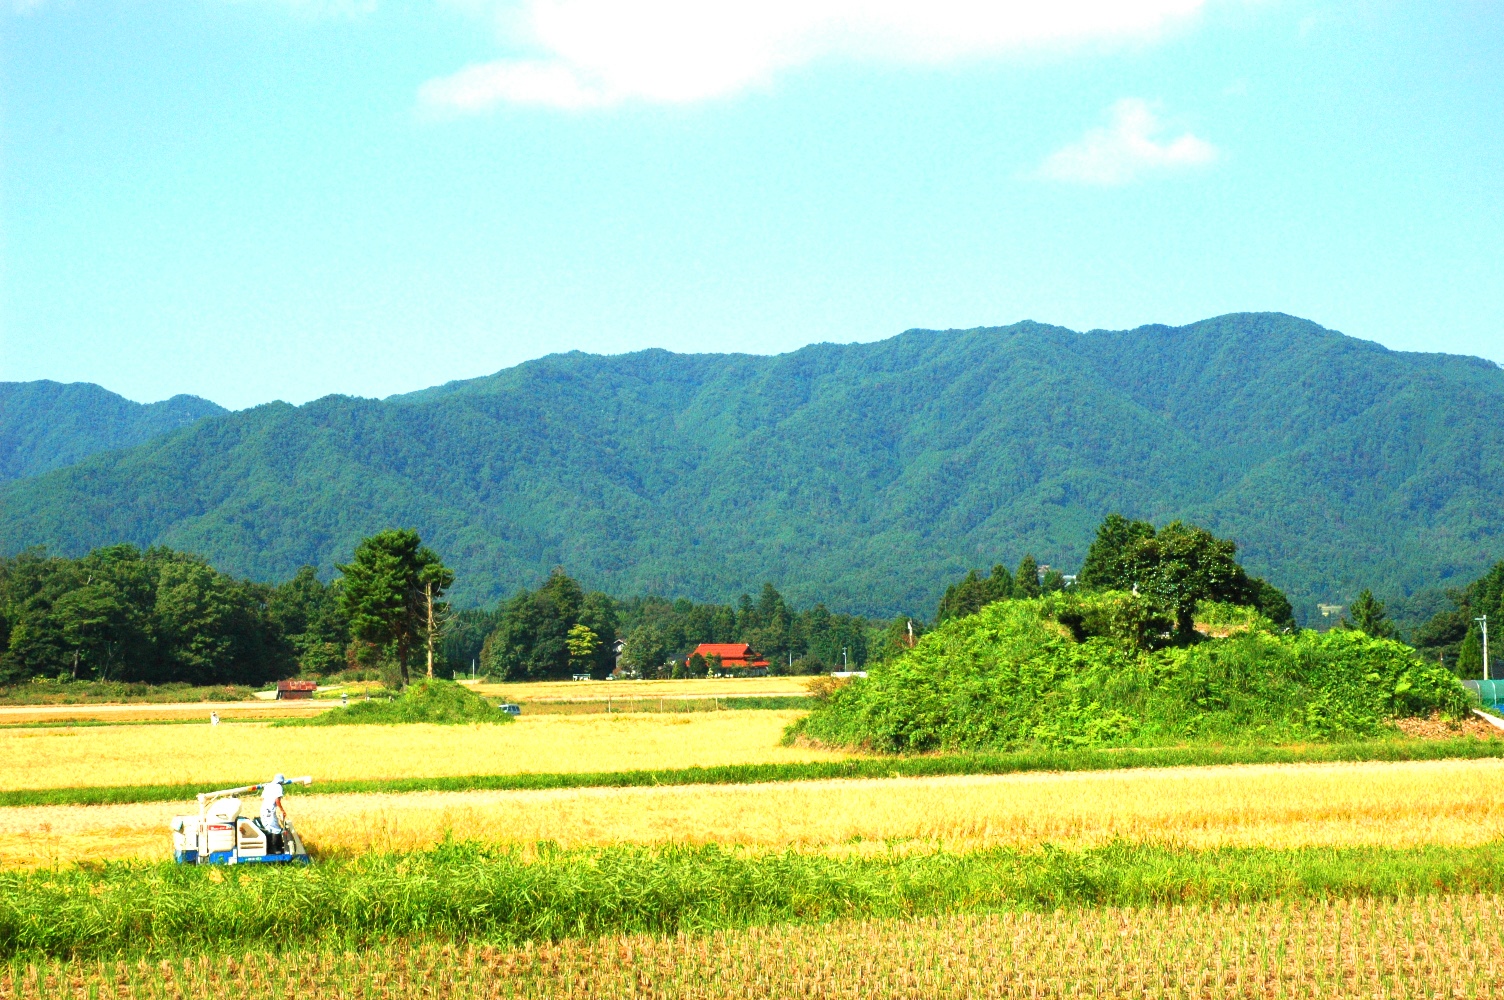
[171, 776, 313, 864]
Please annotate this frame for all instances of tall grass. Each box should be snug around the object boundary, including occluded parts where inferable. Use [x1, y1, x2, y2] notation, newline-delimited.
[6, 840, 1504, 959]
[5, 735, 1498, 808]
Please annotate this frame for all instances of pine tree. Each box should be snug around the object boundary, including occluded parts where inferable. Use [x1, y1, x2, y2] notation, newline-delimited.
[1015, 555, 1041, 599]
[1347, 589, 1395, 639]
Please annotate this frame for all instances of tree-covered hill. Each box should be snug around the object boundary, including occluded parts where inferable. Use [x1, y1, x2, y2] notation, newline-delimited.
[0, 381, 224, 481]
[2, 313, 1501, 620]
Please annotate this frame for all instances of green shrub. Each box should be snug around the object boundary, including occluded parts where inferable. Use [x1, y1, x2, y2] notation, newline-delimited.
[276, 679, 511, 726]
[795, 594, 1469, 753]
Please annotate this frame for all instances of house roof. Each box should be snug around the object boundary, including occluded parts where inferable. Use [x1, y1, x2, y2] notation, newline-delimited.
[691, 643, 755, 659]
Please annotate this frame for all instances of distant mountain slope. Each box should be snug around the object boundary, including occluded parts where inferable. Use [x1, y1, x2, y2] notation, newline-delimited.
[1, 314, 1501, 620]
[0, 381, 225, 481]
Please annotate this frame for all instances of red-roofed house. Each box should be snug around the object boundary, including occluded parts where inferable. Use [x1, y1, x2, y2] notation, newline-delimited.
[687, 643, 770, 677]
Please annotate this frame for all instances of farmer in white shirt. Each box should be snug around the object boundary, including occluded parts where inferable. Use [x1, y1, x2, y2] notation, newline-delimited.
[261, 774, 287, 853]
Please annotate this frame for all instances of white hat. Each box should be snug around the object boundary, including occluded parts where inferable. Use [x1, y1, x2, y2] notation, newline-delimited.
[273, 773, 286, 784]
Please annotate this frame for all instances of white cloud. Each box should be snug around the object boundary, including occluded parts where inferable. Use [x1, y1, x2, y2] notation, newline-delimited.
[1036, 98, 1218, 185]
[421, 0, 1212, 112]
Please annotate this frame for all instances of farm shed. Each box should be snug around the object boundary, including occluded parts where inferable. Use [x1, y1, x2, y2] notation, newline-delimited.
[276, 680, 318, 700]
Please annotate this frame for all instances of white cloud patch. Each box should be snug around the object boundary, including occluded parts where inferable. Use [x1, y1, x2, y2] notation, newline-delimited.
[420, 0, 1211, 112]
[1036, 98, 1218, 184]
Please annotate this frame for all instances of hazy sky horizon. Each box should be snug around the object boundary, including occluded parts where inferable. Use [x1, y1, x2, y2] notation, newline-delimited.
[4, 1, 1501, 409]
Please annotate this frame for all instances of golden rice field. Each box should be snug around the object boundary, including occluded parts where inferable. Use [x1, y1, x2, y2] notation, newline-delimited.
[0, 711, 837, 791]
[6, 759, 1501, 867]
[0, 700, 329, 725]
[8, 895, 1502, 998]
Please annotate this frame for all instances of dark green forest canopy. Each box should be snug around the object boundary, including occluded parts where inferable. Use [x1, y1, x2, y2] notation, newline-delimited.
[0, 545, 883, 685]
[0, 545, 298, 686]
[4, 313, 1504, 621]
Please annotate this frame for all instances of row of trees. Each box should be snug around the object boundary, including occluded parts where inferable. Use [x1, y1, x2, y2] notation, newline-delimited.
[0, 545, 297, 686]
[615, 582, 874, 676]
[25, 514, 1424, 687]
[934, 554, 1067, 624]
[471, 574, 879, 680]
[933, 516, 1297, 647]
[0, 529, 456, 688]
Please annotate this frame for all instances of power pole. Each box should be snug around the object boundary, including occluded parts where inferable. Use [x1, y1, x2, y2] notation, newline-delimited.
[1476, 615, 1490, 681]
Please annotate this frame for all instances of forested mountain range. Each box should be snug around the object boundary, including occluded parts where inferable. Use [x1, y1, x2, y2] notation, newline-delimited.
[2, 313, 1502, 622]
[0, 381, 224, 481]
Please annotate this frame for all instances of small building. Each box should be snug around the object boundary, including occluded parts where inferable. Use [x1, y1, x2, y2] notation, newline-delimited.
[276, 680, 318, 700]
[688, 643, 770, 677]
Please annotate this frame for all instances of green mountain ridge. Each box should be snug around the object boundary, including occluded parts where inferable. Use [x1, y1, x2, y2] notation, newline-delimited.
[2, 313, 1501, 620]
[0, 381, 225, 481]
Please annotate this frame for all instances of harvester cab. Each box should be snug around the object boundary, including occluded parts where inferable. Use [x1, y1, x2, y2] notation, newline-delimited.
[171, 776, 313, 865]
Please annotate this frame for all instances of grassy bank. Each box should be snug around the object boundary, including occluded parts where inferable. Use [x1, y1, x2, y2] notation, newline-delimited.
[6, 840, 1504, 959]
[3, 735, 1498, 809]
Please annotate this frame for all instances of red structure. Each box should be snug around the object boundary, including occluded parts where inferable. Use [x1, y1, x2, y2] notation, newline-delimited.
[276, 679, 318, 700]
[687, 643, 770, 675]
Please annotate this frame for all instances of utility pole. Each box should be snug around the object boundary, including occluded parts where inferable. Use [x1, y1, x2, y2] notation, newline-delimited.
[843, 647, 848, 671]
[906, 619, 915, 648]
[1476, 615, 1490, 681]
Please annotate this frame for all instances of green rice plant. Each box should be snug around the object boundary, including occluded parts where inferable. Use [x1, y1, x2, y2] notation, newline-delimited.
[6, 839, 1504, 960]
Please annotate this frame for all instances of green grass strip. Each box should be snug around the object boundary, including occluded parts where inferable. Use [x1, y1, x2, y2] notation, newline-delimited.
[3, 737, 1500, 808]
[6, 839, 1504, 959]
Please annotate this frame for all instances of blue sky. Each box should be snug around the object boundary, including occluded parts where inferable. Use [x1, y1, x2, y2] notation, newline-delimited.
[2, 0, 1501, 410]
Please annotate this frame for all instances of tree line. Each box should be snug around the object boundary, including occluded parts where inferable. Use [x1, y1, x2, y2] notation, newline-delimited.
[31, 512, 1485, 689]
[0, 529, 455, 688]
[456, 573, 880, 680]
[934, 515, 1297, 646]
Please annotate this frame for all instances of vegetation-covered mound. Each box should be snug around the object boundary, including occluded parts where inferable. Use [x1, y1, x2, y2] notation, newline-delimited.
[794, 593, 1469, 753]
[287, 679, 511, 726]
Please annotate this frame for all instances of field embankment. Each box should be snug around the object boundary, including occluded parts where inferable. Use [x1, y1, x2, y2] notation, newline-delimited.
[6, 758, 1502, 867]
[11, 896, 1498, 998]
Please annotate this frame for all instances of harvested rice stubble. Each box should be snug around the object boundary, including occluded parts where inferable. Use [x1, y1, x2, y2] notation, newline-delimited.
[5, 894, 1503, 998]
